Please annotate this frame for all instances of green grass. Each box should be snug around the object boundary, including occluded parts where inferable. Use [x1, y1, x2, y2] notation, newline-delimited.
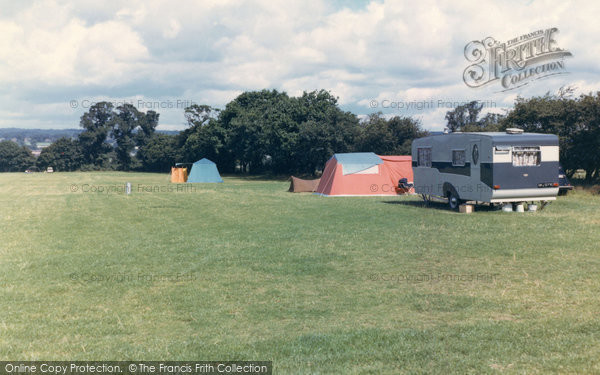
[1, 172, 599, 374]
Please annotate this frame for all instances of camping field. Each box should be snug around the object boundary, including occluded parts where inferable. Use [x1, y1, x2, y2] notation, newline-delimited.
[1, 172, 599, 374]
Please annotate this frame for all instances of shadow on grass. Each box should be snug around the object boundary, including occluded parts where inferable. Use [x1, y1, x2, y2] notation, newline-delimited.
[569, 179, 600, 194]
[382, 199, 500, 213]
[221, 174, 294, 182]
[382, 199, 450, 212]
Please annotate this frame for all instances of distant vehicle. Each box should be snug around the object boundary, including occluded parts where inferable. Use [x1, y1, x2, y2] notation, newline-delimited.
[558, 165, 573, 196]
[412, 129, 560, 210]
[46, 167, 54, 173]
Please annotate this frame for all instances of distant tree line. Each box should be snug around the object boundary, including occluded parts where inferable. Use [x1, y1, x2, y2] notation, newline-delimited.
[0, 141, 35, 172]
[0, 128, 83, 149]
[3, 89, 423, 175]
[2, 88, 600, 180]
[444, 87, 600, 181]
[157, 90, 427, 174]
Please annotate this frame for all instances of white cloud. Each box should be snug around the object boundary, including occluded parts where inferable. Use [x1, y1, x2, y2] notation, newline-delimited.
[1, 0, 599, 130]
[162, 19, 181, 39]
[0, 13, 148, 86]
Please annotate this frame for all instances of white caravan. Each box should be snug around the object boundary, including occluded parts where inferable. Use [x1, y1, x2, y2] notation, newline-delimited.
[411, 129, 560, 209]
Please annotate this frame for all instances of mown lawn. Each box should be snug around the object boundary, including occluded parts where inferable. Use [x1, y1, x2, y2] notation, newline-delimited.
[1, 172, 599, 374]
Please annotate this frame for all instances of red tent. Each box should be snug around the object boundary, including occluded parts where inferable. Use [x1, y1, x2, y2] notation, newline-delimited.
[315, 153, 413, 196]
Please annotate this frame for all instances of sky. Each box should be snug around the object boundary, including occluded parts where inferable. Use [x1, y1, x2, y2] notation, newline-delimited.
[1, 0, 598, 131]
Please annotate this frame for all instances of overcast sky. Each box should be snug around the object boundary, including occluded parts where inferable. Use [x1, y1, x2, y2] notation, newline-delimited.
[1, 0, 598, 131]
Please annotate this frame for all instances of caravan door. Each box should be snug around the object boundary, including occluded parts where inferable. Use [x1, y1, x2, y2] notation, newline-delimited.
[470, 140, 482, 201]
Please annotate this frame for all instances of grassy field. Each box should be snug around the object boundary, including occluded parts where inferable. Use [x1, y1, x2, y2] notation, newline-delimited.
[1, 172, 599, 374]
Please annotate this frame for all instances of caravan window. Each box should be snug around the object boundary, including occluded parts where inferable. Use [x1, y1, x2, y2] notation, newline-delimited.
[452, 150, 466, 166]
[417, 148, 432, 167]
[495, 145, 511, 154]
[512, 146, 541, 166]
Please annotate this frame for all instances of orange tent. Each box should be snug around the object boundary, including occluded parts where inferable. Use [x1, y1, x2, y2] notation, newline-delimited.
[315, 153, 413, 196]
[171, 167, 188, 183]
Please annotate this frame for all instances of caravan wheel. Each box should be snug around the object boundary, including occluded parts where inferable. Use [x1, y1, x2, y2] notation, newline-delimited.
[447, 191, 460, 210]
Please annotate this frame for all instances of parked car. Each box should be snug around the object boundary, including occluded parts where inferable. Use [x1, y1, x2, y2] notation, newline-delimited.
[558, 165, 573, 196]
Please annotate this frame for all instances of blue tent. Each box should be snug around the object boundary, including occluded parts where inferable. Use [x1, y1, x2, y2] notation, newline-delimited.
[186, 158, 223, 183]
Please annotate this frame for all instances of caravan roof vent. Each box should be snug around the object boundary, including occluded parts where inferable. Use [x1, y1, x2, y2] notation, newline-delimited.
[506, 128, 524, 134]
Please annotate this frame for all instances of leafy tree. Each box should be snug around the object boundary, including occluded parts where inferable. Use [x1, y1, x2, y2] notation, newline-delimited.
[290, 90, 359, 174]
[177, 90, 361, 175]
[387, 116, 429, 154]
[137, 134, 179, 172]
[112, 104, 144, 170]
[463, 112, 503, 132]
[184, 104, 220, 127]
[0, 141, 35, 172]
[180, 123, 228, 167]
[445, 101, 503, 132]
[356, 113, 427, 155]
[77, 102, 160, 171]
[355, 113, 395, 154]
[135, 110, 159, 149]
[178, 105, 230, 169]
[36, 138, 83, 171]
[504, 93, 582, 178]
[218, 90, 298, 173]
[573, 93, 600, 181]
[78, 102, 115, 168]
[445, 101, 482, 132]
